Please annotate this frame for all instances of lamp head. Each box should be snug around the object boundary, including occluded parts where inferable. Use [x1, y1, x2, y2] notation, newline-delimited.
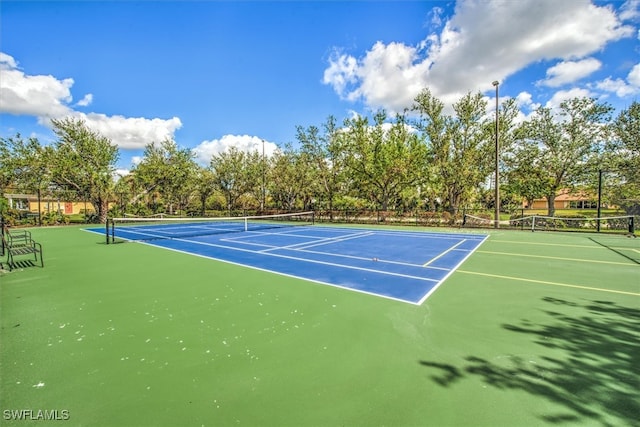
[492, 80, 499, 87]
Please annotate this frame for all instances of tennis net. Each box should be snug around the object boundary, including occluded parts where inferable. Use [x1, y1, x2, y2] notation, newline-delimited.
[105, 211, 315, 244]
[463, 214, 635, 234]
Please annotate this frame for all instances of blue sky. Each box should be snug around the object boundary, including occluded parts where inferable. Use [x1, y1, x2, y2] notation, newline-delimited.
[1, 0, 639, 173]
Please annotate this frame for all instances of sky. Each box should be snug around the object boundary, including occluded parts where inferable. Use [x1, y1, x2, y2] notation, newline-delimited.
[1, 0, 639, 174]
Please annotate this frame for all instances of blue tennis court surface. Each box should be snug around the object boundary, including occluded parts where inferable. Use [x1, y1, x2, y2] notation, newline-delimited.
[90, 224, 488, 304]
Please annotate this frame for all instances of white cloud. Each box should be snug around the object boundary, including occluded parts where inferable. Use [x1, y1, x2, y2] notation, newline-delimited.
[192, 134, 278, 166]
[595, 62, 640, 97]
[619, 0, 640, 21]
[323, 0, 634, 112]
[515, 91, 533, 109]
[114, 169, 130, 181]
[0, 52, 18, 69]
[429, 7, 445, 28]
[356, 41, 432, 112]
[596, 77, 636, 97]
[76, 93, 93, 107]
[0, 52, 183, 150]
[627, 63, 640, 87]
[324, 41, 431, 112]
[545, 88, 593, 110]
[77, 113, 183, 150]
[322, 52, 359, 100]
[0, 53, 74, 117]
[539, 58, 602, 87]
[515, 91, 540, 112]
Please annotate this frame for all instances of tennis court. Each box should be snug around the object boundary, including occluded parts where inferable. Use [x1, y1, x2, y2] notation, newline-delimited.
[91, 215, 488, 304]
[1, 221, 638, 426]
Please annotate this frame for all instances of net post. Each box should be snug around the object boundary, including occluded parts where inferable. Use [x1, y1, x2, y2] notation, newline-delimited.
[312, 211, 315, 226]
[105, 218, 110, 245]
[531, 215, 536, 232]
[630, 216, 635, 234]
[244, 217, 248, 232]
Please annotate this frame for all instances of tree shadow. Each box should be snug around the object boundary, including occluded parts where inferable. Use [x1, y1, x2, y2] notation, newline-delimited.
[419, 297, 640, 426]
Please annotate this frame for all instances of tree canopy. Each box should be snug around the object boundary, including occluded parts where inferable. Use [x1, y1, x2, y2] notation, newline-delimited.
[1, 95, 637, 224]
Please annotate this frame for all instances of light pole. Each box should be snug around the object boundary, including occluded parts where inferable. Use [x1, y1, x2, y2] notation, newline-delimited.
[492, 80, 500, 229]
[261, 139, 266, 213]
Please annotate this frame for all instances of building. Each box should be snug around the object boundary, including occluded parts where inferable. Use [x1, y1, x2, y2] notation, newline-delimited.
[3, 193, 96, 216]
[523, 189, 603, 210]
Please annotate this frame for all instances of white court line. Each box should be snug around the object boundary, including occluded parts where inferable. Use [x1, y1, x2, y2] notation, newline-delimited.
[140, 242, 419, 305]
[416, 234, 490, 305]
[218, 238, 277, 249]
[94, 225, 489, 305]
[220, 230, 373, 252]
[270, 231, 374, 252]
[156, 237, 440, 283]
[308, 227, 487, 241]
[218, 226, 346, 243]
[290, 247, 450, 271]
[355, 228, 487, 240]
[243, 224, 487, 241]
[423, 239, 467, 267]
[225, 230, 450, 271]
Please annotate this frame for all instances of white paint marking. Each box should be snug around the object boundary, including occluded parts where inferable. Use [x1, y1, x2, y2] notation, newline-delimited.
[423, 239, 467, 267]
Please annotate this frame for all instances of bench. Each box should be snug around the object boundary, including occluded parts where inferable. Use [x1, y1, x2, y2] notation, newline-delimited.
[1, 227, 44, 271]
[4, 228, 32, 246]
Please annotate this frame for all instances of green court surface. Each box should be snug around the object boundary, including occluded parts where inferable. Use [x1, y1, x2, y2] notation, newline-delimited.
[1, 225, 638, 427]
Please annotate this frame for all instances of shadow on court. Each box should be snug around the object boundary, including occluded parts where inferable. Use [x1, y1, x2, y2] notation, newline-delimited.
[0, 259, 39, 271]
[419, 298, 640, 426]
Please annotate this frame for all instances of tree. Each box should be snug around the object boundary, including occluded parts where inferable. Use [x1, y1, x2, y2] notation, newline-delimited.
[341, 111, 429, 211]
[413, 89, 494, 213]
[192, 167, 217, 216]
[112, 173, 136, 217]
[210, 147, 253, 213]
[49, 118, 119, 223]
[297, 115, 345, 214]
[610, 101, 640, 214]
[0, 136, 15, 194]
[0, 135, 48, 191]
[242, 149, 268, 211]
[513, 97, 613, 216]
[503, 140, 547, 209]
[133, 139, 197, 214]
[269, 144, 311, 211]
[0, 134, 50, 221]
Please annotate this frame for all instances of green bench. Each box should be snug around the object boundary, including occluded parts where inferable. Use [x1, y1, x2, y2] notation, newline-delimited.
[1, 227, 44, 271]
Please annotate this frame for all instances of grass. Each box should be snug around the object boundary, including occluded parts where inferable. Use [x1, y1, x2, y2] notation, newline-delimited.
[1, 224, 639, 426]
